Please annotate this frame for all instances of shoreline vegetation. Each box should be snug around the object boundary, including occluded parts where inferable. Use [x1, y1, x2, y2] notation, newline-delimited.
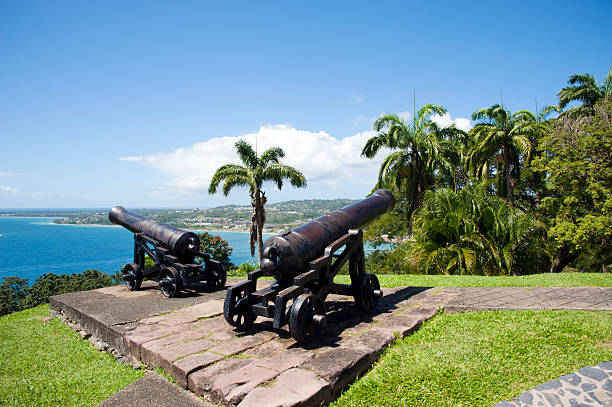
[0, 198, 357, 234]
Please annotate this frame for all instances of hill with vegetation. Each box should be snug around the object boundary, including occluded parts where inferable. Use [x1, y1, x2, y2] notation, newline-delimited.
[0, 198, 357, 232]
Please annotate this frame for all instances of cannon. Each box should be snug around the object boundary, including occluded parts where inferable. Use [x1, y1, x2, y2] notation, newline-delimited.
[109, 206, 226, 297]
[224, 189, 395, 342]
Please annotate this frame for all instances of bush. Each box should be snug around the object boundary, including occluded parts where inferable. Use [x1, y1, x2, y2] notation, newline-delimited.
[365, 246, 412, 274]
[197, 232, 234, 270]
[0, 270, 122, 317]
[228, 261, 259, 278]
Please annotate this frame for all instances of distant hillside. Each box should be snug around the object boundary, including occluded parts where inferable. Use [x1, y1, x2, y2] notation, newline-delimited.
[1, 199, 358, 231]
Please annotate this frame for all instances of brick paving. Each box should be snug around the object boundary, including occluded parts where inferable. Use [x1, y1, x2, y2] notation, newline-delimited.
[49, 283, 612, 407]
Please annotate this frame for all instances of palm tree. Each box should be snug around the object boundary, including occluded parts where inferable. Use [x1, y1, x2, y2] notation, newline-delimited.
[361, 104, 466, 233]
[466, 104, 545, 205]
[558, 71, 612, 117]
[518, 104, 559, 209]
[208, 140, 306, 260]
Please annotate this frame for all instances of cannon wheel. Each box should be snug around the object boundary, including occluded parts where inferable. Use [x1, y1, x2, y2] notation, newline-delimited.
[159, 267, 183, 298]
[122, 263, 142, 291]
[354, 273, 381, 313]
[289, 294, 326, 343]
[224, 295, 256, 330]
[208, 265, 227, 290]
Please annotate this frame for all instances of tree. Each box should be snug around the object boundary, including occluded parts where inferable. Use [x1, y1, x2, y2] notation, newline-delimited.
[558, 71, 612, 118]
[533, 100, 612, 272]
[466, 104, 546, 205]
[361, 104, 466, 233]
[208, 140, 306, 260]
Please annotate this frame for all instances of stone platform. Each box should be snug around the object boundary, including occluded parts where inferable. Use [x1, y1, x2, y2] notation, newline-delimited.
[50, 283, 612, 407]
[50, 280, 453, 406]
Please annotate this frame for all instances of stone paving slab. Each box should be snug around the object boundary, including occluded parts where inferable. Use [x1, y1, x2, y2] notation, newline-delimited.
[97, 372, 212, 407]
[494, 361, 612, 407]
[444, 286, 612, 313]
[51, 283, 612, 407]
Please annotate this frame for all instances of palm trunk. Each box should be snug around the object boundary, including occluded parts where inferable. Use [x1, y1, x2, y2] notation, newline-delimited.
[503, 146, 515, 205]
[253, 190, 266, 261]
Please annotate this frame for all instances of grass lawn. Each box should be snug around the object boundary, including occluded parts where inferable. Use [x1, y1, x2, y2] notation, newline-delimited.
[336, 272, 612, 287]
[0, 304, 144, 407]
[330, 310, 612, 407]
[1, 273, 610, 406]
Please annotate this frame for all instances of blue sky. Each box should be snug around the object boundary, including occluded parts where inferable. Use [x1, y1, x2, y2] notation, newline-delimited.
[1, 0, 611, 208]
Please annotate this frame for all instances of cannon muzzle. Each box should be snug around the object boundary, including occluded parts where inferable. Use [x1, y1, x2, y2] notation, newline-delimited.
[109, 206, 200, 256]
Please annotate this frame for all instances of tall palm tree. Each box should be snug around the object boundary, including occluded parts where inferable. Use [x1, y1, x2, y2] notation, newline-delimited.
[558, 71, 612, 117]
[208, 140, 306, 260]
[518, 104, 559, 209]
[361, 104, 466, 233]
[466, 104, 545, 205]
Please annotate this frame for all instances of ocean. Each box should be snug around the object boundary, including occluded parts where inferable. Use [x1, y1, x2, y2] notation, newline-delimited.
[0, 217, 271, 282]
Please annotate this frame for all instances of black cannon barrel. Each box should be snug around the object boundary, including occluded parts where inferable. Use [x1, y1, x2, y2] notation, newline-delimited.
[109, 206, 200, 256]
[260, 189, 395, 282]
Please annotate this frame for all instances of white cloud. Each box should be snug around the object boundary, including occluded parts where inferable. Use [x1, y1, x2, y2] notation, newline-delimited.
[0, 172, 16, 177]
[119, 156, 143, 162]
[0, 185, 18, 193]
[119, 125, 387, 196]
[431, 113, 472, 132]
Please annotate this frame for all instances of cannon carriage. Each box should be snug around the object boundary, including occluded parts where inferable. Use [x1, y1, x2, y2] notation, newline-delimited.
[224, 189, 395, 343]
[109, 206, 226, 297]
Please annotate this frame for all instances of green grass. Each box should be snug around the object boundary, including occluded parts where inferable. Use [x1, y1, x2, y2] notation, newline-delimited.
[335, 272, 612, 287]
[331, 310, 612, 407]
[0, 304, 144, 406]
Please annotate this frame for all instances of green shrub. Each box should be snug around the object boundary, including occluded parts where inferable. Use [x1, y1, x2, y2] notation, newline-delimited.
[228, 261, 259, 278]
[365, 246, 411, 274]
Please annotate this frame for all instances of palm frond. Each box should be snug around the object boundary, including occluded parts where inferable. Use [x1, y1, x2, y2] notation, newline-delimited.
[259, 147, 285, 168]
[222, 175, 250, 196]
[208, 164, 249, 194]
[262, 163, 307, 190]
[235, 139, 258, 169]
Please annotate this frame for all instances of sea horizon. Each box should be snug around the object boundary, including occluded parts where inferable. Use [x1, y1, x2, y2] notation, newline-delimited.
[0, 216, 272, 282]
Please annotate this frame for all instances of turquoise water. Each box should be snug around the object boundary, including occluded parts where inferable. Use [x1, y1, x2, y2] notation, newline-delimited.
[0, 217, 270, 282]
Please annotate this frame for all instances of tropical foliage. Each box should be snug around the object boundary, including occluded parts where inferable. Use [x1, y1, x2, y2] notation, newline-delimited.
[208, 140, 306, 260]
[361, 104, 466, 232]
[466, 104, 548, 204]
[363, 69, 611, 275]
[534, 100, 612, 273]
[558, 72, 612, 118]
[407, 185, 545, 275]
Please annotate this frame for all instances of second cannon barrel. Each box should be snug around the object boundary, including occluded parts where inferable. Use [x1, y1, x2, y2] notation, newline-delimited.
[260, 189, 395, 283]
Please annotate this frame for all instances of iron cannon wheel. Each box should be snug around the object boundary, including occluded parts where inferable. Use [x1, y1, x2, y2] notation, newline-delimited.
[159, 267, 182, 298]
[224, 296, 256, 330]
[289, 294, 326, 343]
[354, 273, 382, 313]
[122, 263, 142, 291]
[208, 267, 227, 290]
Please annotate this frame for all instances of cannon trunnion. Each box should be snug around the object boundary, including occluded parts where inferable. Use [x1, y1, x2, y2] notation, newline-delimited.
[224, 189, 395, 343]
[110, 206, 226, 297]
